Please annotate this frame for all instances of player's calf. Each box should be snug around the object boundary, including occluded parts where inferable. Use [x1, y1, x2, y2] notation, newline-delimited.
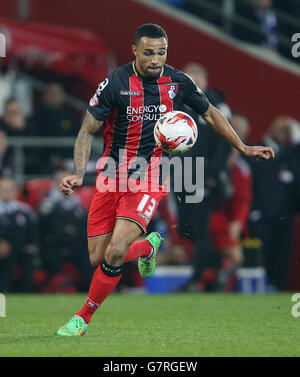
[105, 238, 132, 266]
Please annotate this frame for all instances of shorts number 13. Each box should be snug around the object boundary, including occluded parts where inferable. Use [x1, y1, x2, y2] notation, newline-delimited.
[137, 194, 156, 218]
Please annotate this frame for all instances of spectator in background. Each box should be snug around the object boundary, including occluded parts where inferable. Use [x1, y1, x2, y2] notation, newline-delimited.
[234, 0, 279, 52]
[0, 98, 35, 137]
[33, 83, 79, 173]
[0, 177, 39, 292]
[210, 114, 252, 290]
[176, 63, 232, 292]
[0, 98, 38, 175]
[248, 116, 300, 290]
[0, 130, 14, 177]
[183, 63, 232, 120]
[34, 83, 78, 137]
[38, 169, 93, 292]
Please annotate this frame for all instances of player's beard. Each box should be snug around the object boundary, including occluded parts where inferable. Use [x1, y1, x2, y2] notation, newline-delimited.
[146, 67, 162, 78]
[138, 63, 163, 79]
[148, 68, 162, 79]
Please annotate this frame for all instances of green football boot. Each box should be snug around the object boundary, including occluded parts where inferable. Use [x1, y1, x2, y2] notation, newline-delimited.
[138, 232, 163, 278]
[55, 315, 88, 337]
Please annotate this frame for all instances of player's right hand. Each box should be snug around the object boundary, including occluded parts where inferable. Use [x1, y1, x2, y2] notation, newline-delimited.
[59, 175, 83, 196]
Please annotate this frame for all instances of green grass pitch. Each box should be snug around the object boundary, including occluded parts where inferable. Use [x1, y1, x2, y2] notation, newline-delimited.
[0, 293, 299, 357]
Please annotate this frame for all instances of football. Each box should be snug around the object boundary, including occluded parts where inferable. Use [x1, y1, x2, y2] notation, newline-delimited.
[154, 111, 198, 154]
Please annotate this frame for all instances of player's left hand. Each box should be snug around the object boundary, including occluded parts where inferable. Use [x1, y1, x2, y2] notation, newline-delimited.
[59, 175, 83, 196]
[242, 145, 275, 161]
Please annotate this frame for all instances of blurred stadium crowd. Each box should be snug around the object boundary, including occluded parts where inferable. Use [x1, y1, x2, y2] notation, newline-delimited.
[159, 0, 300, 63]
[0, 0, 300, 294]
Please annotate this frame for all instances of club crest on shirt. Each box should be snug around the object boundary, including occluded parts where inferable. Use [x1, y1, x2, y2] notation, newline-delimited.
[166, 83, 178, 99]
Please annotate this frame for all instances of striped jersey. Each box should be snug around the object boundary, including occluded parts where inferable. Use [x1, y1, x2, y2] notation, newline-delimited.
[88, 62, 210, 184]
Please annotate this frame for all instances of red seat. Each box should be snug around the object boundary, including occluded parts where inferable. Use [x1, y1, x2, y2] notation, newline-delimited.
[17, 178, 52, 210]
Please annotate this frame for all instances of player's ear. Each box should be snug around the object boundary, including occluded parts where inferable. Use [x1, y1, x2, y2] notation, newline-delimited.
[132, 44, 137, 57]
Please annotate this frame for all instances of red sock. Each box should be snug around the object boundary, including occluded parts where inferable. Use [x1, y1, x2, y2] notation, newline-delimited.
[123, 240, 152, 263]
[76, 262, 123, 324]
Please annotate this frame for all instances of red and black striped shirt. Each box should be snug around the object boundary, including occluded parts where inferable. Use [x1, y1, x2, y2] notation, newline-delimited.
[88, 62, 209, 184]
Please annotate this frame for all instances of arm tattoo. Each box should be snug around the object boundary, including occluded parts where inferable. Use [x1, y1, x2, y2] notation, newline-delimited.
[73, 111, 103, 179]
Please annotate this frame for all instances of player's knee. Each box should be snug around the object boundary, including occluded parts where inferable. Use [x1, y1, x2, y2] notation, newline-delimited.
[105, 239, 130, 264]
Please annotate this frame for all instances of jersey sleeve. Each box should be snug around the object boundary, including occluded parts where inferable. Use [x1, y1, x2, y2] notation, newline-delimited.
[87, 77, 116, 121]
[181, 72, 210, 115]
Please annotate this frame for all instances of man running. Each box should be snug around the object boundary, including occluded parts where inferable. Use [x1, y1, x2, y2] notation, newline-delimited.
[56, 24, 274, 336]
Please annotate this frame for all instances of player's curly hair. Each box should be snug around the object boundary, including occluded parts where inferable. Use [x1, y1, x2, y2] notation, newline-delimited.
[134, 24, 168, 45]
